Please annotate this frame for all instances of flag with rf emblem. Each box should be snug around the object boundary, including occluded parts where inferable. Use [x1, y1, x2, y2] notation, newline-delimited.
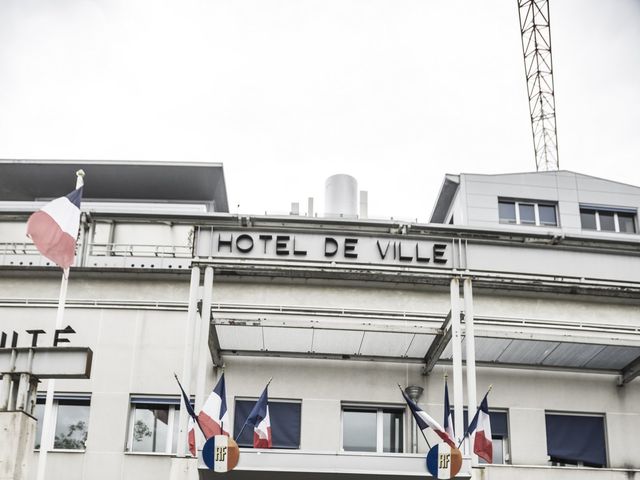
[203, 435, 240, 473]
[426, 443, 462, 479]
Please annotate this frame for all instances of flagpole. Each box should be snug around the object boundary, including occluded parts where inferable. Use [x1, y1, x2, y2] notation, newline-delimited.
[234, 378, 272, 442]
[173, 373, 207, 438]
[219, 366, 225, 434]
[397, 384, 431, 450]
[36, 170, 84, 480]
[457, 385, 492, 449]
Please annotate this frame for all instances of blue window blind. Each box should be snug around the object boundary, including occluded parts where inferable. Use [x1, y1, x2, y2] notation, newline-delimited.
[545, 414, 606, 467]
[130, 396, 183, 406]
[234, 400, 301, 449]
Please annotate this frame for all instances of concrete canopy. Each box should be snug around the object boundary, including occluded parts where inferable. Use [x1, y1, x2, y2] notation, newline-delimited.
[0, 160, 229, 212]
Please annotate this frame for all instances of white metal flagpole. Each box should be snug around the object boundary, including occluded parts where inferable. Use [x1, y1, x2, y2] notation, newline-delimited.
[464, 277, 478, 465]
[35, 170, 84, 480]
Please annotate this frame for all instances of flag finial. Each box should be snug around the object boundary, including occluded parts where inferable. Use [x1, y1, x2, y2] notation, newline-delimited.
[75, 170, 85, 189]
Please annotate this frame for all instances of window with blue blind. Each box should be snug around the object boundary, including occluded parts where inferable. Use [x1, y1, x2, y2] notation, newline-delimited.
[545, 413, 606, 467]
[234, 399, 301, 449]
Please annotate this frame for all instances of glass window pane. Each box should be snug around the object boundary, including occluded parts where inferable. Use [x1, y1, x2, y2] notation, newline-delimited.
[382, 410, 403, 453]
[518, 204, 536, 224]
[54, 402, 90, 450]
[171, 406, 180, 453]
[599, 211, 615, 231]
[580, 210, 597, 230]
[618, 213, 636, 233]
[498, 202, 516, 224]
[494, 437, 504, 464]
[343, 410, 377, 452]
[538, 204, 557, 226]
[131, 405, 169, 453]
[34, 402, 44, 449]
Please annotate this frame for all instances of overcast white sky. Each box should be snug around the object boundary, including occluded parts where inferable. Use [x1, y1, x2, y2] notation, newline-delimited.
[0, 0, 638, 221]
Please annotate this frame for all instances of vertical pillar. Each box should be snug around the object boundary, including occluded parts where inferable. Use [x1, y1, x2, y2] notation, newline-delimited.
[27, 378, 38, 416]
[195, 267, 214, 409]
[8, 379, 18, 411]
[195, 266, 214, 447]
[463, 277, 478, 464]
[176, 266, 201, 457]
[16, 374, 30, 412]
[450, 277, 465, 450]
[0, 374, 11, 411]
[409, 414, 415, 453]
[1, 350, 17, 412]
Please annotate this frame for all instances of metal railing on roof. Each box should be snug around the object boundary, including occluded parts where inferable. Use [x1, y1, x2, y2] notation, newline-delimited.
[0, 241, 192, 269]
[88, 243, 192, 258]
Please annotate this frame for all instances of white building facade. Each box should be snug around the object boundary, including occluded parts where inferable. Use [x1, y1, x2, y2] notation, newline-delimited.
[1, 163, 639, 480]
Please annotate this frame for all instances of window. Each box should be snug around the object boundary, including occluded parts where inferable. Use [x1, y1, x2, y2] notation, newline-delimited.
[498, 200, 558, 227]
[342, 406, 403, 453]
[580, 206, 637, 233]
[546, 413, 606, 467]
[34, 394, 91, 450]
[127, 396, 184, 454]
[234, 399, 301, 449]
[452, 409, 509, 464]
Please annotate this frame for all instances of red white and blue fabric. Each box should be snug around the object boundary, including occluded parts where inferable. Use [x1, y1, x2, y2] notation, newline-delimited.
[443, 380, 455, 441]
[26, 187, 83, 269]
[198, 373, 229, 438]
[175, 376, 199, 456]
[187, 416, 197, 457]
[401, 389, 455, 448]
[246, 386, 272, 448]
[468, 393, 492, 463]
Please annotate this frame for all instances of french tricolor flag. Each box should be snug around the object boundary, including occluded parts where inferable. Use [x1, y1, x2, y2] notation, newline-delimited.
[443, 379, 455, 441]
[468, 393, 492, 463]
[198, 373, 229, 438]
[26, 187, 83, 270]
[175, 374, 199, 457]
[246, 386, 272, 448]
[187, 416, 197, 456]
[401, 388, 455, 448]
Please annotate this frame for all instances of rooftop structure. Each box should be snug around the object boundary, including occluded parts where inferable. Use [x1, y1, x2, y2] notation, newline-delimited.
[430, 170, 640, 239]
[0, 160, 229, 213]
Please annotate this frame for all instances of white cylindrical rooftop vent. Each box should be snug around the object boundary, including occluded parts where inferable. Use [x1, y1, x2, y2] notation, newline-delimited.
[324, 174, 358, 219]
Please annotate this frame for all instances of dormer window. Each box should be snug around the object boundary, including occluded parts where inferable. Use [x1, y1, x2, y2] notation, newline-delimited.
[498, 199, 558, 226]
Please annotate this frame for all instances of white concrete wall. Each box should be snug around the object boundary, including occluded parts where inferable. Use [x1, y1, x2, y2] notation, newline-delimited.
[0, 273, 639, 479]
[478, 465, 640, 480]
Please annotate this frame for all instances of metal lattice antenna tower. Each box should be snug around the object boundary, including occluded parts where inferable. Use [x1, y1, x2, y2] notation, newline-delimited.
[518, 0, 559, 171]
